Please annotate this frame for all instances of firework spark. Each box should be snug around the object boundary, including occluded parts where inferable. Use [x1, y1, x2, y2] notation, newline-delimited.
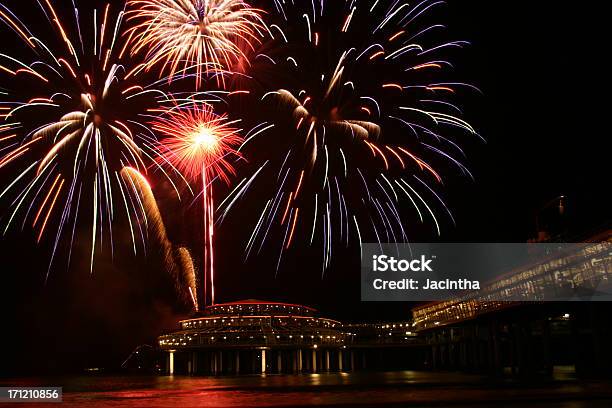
[221, 0, 480, 273]
[151, 102, 242, 305]
[125, 0, 266, 88]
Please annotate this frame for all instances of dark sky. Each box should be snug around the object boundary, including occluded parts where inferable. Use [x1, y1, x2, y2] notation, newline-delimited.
[0, 0, 608, 373]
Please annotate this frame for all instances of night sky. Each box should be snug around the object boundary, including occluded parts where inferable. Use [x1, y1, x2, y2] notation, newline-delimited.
[0, 0, 607, 374]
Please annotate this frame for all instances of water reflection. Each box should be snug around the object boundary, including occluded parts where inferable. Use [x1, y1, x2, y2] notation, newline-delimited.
[3, 371, 612, 407]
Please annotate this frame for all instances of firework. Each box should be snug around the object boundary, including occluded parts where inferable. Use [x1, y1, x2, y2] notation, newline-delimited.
[0, 1, 181, 276]
[121, 167, 197, 309]
[221, 0, 480, 273]
[151, 102, 242, 305]
[1, 0, 480, 302]
[175, 246, 198, 309]
[125, 0, 266, 88]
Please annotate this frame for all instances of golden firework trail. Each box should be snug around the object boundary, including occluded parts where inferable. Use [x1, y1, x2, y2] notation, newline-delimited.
[121, 167, 198, 309]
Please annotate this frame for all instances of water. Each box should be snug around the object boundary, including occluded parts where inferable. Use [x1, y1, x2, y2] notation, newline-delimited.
[3, 371, 612, 407]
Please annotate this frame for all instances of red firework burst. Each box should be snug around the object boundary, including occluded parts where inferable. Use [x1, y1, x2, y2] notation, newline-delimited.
[152, 103, 243, 183]
[151, 102, 242, 306]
